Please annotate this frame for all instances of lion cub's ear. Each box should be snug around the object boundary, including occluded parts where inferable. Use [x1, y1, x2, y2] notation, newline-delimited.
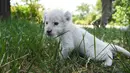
[43, 11, 47, 21]
[64, 11, 72, 21]
[43, 11, 48, 25]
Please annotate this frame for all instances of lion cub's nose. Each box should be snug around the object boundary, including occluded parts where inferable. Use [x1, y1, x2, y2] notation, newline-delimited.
[47, 30, 52, 34]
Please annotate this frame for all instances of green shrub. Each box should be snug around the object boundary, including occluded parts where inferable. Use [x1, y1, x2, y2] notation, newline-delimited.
[111, 0, 130, 26]
[11, 3, 44, 23]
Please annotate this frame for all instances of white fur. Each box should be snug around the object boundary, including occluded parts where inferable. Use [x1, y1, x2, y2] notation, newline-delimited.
[44, 9, 130, 66]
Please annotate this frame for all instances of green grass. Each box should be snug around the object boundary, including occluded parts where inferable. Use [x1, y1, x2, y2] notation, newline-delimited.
[0, 19, 130, 73]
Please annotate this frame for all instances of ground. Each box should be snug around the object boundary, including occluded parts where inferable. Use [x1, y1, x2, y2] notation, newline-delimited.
[0, 19, 130, 73]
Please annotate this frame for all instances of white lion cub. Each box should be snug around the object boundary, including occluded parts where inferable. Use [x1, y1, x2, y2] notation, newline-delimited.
[44, 9, 130, 66]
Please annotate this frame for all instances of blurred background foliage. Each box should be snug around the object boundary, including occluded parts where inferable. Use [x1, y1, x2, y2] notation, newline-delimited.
[10, 0, 130, 26]
[73, 0, 130, 26]
[11, 0, 44, 24]
[112, 0, 130, 26]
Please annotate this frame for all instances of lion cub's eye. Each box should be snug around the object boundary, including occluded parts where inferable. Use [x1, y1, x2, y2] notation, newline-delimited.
[54, 22, 59, 25]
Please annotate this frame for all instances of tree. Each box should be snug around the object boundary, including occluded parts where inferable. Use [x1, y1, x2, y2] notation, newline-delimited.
[0, 0, 10, 19]
[76, 3, 90, 19]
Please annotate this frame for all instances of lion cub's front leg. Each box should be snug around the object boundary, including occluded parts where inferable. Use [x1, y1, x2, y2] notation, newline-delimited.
[59, 35, 74, 59]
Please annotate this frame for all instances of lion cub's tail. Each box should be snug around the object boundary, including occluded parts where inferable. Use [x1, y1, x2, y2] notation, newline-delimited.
[111, 45, 130, 57]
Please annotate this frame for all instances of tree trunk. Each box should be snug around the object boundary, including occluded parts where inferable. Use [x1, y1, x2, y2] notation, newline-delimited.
[0, 0, 10, 19]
